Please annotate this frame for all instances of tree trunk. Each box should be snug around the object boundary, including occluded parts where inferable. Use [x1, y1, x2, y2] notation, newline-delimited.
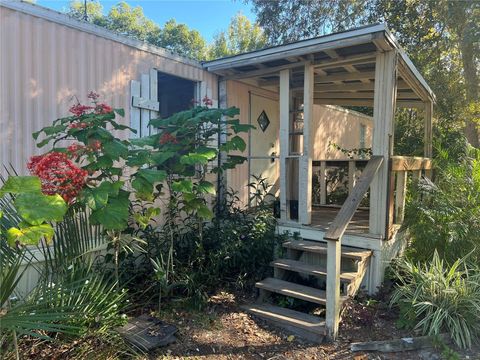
[460, 38, 479, 147]
[452, 2, 480, 147]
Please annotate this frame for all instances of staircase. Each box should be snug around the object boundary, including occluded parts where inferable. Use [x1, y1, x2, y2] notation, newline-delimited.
[242, 238, 372, 343]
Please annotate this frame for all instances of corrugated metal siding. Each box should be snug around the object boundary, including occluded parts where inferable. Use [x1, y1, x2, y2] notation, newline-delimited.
[0, 6, 217, 177]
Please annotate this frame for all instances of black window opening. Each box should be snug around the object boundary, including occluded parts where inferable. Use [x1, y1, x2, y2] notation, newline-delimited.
[158, 72, 197, 118]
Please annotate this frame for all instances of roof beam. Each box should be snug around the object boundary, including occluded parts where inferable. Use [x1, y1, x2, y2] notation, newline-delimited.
[222, 61, 305, 81]
[312, 91, 418, 100]
[314, 99, 425, 108]
[314, 52, 376, 70]
[315, 71, 375, 83]
[312, 79, 410, 92]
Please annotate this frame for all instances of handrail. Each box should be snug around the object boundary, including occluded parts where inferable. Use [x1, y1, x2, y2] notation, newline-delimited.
[324, 155, 384, 241]
[325, 155, 383, 340]
[390, 156, 431, 171]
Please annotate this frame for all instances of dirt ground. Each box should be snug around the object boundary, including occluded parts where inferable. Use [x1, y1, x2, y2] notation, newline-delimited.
[150, 291, 479, 360]
[11, 290, 479, 360]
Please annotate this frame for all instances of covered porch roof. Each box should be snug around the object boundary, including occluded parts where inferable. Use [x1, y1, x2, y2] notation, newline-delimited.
[203, 23, 435, 109]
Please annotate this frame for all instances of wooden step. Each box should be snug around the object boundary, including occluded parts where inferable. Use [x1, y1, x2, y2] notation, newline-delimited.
[271, 259, 357, 282]
[283, 239, 372, 260]
[256, 277, 344, 306]
[241, 303, 326, 343]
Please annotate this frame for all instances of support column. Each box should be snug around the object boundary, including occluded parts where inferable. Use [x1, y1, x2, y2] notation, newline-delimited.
[424, 100, 433, 178]
[299, 62, 314, 225]
[279, 70, 290, 221]
[326, 239, 341, 339]
[369, 51, 398, 238]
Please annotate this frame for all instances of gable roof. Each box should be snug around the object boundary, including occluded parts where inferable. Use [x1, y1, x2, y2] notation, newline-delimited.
[203, 23, 435, 103]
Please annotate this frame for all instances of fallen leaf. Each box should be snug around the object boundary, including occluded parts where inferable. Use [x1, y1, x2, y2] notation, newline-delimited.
[287, 335, 295, 342]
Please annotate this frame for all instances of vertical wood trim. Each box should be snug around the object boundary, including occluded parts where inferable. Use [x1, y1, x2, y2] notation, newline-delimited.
[369, 51, 397, 237]
[130, 80, 141, 139]
[299, 62, 314, 225]
[424, 101, 433, 158]
[326, 239, 341, 339]
[320, 160, 327, 205]
[149, 68, 158, 134]
[395, 170, 407, 223]
[140, 73, 150, 137]
[424, 100, 433, 178]
[279, 70, 290, 221]
[348, 160, 356, 194]
[218, 80, 228, 206]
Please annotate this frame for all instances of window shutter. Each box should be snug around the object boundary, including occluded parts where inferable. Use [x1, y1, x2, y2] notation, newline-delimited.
[130, 69, 159, 138]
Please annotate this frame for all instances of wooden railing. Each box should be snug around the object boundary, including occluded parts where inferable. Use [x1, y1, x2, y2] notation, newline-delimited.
[324, 155, 384, 339]
[389, 156, 432, 225]
[312, 159, 368, 206]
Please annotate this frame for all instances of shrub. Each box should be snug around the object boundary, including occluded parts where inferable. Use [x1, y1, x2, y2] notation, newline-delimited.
[404, 136, 480, 264]
[390, 252, 480, 349]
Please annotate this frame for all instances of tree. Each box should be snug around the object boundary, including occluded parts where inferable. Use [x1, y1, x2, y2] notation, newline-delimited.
[67, 1, 208, 60]
[249, 0, 368, 44]
[104, 1, 159, 42]
[249, 0, 480, 146]
[154, 19, 208, 60]
[209, 13, 268, 59]
[68, 0, 104, 23]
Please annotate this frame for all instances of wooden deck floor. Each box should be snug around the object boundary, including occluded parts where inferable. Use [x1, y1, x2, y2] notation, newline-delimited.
[311, 206, 370, 234]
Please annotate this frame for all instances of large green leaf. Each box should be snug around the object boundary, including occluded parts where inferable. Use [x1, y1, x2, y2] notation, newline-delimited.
[90, 190, 130, 230]
[0, 176, 41, 197]
[136, 169, 167, 184]
[102, 139, 129, 160]
[81, 181, 123, 210]
[14, 193, 67, 226]
[171, 179, 193, 193]
[151, 151, 176, 165]
[196, 204, 213, 220]
[6, 223, 55, 246]
[197, 181, 216, 195]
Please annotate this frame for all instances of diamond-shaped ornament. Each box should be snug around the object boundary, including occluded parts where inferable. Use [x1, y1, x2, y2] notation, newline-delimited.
[257, 110, 270, 132]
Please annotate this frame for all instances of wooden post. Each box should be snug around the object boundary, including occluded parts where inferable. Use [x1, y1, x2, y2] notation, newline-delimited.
[217, 80, 228, 208]
[299, 62, 314, 225]
[140, 74, 150, 137]
[320, 161, 327, 205]
[424, 100, 433, 178]
[369, 51, 398, 237]
[348, 160, 356, 194]
[279, 70, 290, 221]
[395, 170, 407, 223]
[326, 239, 341, 339]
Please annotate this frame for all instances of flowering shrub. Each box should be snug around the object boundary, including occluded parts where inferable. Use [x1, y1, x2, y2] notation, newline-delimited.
[27, 152, 88, 203]
[31, 92, 163, 231]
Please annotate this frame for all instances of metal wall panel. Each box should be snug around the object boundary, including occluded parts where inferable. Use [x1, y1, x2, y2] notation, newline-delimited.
[0, 5, 217, 176]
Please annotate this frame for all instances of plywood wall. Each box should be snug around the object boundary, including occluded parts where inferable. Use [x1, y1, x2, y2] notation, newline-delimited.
[0, 5, 217, 176]
[225, 80, 373, 206]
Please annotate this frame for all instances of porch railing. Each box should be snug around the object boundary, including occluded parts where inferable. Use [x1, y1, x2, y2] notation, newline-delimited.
[323, 155, 383, 339]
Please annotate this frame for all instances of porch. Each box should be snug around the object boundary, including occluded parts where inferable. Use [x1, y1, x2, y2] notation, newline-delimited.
[204, 23, 435, 341]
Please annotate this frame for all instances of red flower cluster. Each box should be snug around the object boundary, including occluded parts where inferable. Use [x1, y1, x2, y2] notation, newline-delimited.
[69, 104, 94, 117]
[27, 152, 88, 203]
[202, 95, 213, 107]
[159, 132, 178, 145]
[89, 139, 102, 151]
[95, 103, 113, 114]
[69, 122, 88, 129]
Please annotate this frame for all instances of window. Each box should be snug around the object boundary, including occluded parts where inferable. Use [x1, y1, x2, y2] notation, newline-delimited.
[158, 72, 197, 118]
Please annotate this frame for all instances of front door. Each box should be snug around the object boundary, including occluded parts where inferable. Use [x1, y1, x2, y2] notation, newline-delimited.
[248, 93, 279, 205]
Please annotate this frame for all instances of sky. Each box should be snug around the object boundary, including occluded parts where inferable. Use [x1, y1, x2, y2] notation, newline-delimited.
[37, 0, 257, 42]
